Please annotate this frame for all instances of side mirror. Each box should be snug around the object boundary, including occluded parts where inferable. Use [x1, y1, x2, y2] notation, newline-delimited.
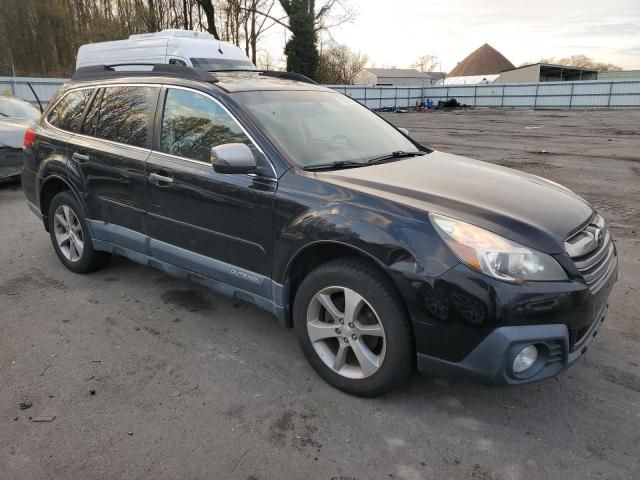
[398, 127, 410, 137]
[211, 143, 257, 174]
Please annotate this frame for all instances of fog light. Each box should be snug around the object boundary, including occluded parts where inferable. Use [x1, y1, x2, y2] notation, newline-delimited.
[512, 345, 539, 373]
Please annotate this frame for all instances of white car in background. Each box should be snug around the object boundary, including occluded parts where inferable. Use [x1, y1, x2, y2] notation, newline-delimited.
[0, 96, 40, 181]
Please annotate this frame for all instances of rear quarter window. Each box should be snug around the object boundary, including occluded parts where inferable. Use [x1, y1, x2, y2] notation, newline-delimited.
[94, 86, 156, 148]
[48, 89, 93, 132]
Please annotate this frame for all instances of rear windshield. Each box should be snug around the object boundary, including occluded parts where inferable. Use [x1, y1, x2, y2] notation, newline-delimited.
[0, 96, 40, 120]
[190, 58, 254, 71]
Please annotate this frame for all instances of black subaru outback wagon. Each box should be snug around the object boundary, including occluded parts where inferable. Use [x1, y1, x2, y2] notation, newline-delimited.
[22, 65, 618, 396]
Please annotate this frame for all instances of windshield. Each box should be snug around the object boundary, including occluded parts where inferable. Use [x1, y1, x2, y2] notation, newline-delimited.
[0, 96, 40, 120]
[233, 90, 418, 168]
[190, 57, 255, 71]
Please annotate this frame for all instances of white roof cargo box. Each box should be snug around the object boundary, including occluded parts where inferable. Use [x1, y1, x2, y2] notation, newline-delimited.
[76, 29, 255, 71]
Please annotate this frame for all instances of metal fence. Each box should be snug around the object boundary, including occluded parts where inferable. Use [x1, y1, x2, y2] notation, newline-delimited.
[3, 76, 640, 110]
[327, 80, 640, 110]
[0, 76, 68, 105]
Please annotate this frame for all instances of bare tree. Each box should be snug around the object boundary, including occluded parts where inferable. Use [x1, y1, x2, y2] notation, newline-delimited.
[316, 42, 368, 84]
[313, 0, 357, 34]
[196, 0, 220, 38]
[257, 50, 277, 70]
[0, 0, 148, 76]
[246, 0, 277, 65]
[146, 0, 158, 30]
[0, 0, 353, 77]
[528, 55, 622, 72]
[557, 55, 621, 72]
[410, 54, 440, 73]
[241, 0, 356, 33]
[182, 0, 189, 29]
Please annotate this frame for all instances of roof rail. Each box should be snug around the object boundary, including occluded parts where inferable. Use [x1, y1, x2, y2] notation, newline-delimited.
[71, 64, 219, 83]
[208, 69, 318, 85]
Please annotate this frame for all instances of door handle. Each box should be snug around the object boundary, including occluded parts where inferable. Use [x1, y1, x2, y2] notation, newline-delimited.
[72, 152, 89, 163]
[149, 172, 174, 186]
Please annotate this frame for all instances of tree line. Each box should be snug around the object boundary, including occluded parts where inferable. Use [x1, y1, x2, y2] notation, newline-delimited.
[0, 0, 365, 82]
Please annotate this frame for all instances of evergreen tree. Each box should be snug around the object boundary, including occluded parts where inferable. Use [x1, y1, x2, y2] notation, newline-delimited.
[279, 0, 319, 79]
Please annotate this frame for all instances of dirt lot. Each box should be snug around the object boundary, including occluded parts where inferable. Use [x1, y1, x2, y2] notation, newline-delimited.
[1, 109, 639, 480]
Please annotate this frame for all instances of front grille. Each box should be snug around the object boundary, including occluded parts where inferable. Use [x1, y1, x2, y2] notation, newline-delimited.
[565, 214, 616, 294]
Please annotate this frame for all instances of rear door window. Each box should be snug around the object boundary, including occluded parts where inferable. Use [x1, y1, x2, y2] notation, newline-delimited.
[160, 88, 250, 163]
[95, 86, 156, 148]
[48, 89, 93, 132]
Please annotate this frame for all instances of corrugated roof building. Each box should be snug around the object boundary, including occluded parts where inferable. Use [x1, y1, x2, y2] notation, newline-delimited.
[498, 63, 598, 83]
[599, 70, 640, 81]
[354, 68, 432, 87]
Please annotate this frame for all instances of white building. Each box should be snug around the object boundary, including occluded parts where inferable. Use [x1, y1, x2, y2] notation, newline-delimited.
[354, 68, 432, 87]
[497, 64, 598, 83]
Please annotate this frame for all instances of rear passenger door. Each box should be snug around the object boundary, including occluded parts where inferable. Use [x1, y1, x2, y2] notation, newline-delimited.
[68, 85, 159, 253]
[145, 87, 276, 287]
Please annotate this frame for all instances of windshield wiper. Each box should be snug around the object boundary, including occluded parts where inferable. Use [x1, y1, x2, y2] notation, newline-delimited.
[303, 160, 368, 171]
[303, 151, 426, 171]
[367, 150, 426, 165]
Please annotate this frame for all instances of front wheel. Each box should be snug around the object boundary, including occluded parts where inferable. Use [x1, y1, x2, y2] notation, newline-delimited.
[293, 258, 414, 397]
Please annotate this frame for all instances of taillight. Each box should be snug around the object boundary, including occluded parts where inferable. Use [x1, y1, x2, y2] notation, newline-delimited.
[23, 128, 37, 149]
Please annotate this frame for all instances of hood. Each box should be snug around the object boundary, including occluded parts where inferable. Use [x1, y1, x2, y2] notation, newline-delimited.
[0, 118, 32, 148]
[315, 151, 593, 254]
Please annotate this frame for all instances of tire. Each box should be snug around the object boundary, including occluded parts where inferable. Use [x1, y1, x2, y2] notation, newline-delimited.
[293, 258, 413, 397]
[47, 191, 110, 273]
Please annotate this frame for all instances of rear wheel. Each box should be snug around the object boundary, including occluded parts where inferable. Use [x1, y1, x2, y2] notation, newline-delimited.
[293, 258, 413, 397]
[47, 191, 110, 273]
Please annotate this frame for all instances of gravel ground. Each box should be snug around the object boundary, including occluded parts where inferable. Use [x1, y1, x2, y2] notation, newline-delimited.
[1, 109, 639, 480]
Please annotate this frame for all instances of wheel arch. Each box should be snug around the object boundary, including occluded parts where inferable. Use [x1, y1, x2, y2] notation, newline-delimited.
[39, 175, 85, 231]
[281, 240, 408, 328]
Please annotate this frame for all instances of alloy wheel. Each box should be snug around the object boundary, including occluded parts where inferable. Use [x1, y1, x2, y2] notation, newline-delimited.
[306, 286, 386, 379]
[53, 204, 84, 262]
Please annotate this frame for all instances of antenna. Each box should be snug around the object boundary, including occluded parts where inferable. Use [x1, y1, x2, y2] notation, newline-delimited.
[218, 42, 224, 55]
[26, 82, 44, 113]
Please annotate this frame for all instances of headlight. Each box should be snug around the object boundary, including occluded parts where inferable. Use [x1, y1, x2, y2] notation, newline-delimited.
[429, 213, 567, 283]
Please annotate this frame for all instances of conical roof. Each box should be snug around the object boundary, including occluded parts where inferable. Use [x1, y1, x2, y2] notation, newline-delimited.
[448, 44, 515, 77]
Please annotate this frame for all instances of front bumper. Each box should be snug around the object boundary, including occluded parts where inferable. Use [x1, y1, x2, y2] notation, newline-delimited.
[391, 246, 618, 385]
[416, 303, 609, 385]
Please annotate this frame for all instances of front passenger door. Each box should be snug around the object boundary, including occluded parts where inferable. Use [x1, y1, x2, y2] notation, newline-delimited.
[145, 87, 276, 292]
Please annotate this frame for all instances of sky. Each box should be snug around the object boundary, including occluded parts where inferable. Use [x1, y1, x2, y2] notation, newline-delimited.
[259, 0, 640, 71]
